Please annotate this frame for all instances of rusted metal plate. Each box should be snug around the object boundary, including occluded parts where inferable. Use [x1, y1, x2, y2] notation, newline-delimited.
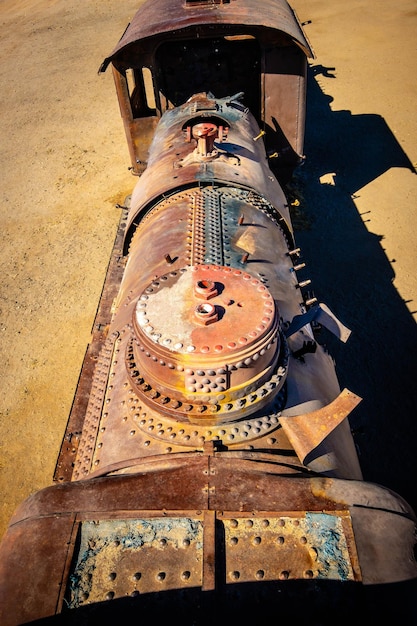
[221, 511, 361, 583]
[65, 510, 360, 609]
[54, 206, 130, 482]
[66, 517, 204, 607]
[0, 514, 77, 625]
[2, 457, 417, 625]
[100, 0, 313, 72]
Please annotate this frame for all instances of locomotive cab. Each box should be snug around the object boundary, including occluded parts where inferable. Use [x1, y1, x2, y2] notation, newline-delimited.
[99, 0, 314, 182]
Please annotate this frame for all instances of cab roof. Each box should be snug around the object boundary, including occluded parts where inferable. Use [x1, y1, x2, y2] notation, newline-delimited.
[100, 0, 313, 72]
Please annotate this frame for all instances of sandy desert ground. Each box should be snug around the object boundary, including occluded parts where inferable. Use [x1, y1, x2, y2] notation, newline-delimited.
[0, 0, 416, 541]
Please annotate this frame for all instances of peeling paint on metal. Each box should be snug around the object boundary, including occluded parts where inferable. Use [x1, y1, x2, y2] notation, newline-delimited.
[67, 517, 203, 607]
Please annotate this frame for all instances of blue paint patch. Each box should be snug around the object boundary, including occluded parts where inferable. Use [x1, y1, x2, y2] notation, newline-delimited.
[305, 512, 353, 581]
[66, 517, 202, 608]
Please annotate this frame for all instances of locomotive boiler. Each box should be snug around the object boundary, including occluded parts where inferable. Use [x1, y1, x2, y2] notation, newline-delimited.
[1, 0, 416, 623]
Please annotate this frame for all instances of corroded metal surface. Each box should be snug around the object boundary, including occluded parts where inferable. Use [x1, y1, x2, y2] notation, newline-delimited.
[64, 99, 360, 484]
[1, 1, 417, 624]
[67, 517, 205, 606]
[123, 95, 294, 249]
[132, 264, 284, 416]
[221, 512, 360, 583]
[66, 511, 360, 608]
[1, 455, 416, 624]
[101, 0, 313, 69]
[101, 1, 313, 177]
[54, 206, 129, 482]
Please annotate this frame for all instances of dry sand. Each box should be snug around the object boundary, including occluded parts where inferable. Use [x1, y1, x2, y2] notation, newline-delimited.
[0, 0, 416, 540]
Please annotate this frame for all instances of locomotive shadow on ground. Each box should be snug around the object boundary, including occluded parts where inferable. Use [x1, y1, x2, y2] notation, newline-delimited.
[289, 64, 417, 513]
[23, 579, 417, 625]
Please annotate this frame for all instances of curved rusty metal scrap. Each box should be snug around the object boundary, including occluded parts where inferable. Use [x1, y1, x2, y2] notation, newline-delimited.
[279, 389, 363, 477]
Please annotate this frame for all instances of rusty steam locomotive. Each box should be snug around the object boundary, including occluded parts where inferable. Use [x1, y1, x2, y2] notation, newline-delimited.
[1, 0, 416, 623]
